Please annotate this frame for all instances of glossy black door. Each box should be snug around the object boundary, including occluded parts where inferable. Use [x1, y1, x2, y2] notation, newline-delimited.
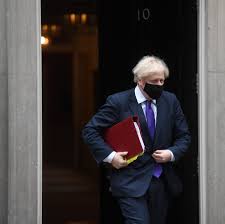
[97, 0, 198, 223]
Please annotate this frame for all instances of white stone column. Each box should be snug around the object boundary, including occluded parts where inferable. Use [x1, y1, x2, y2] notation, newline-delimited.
[200, 0, 225, 223]
[0, 0, 8, 223]
[207, 0, 225, 223]
[6, 0, 42, 223]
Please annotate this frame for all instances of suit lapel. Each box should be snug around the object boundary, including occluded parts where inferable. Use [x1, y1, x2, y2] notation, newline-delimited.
[153, 95, 164, 147]
[128, 90, 152, 149]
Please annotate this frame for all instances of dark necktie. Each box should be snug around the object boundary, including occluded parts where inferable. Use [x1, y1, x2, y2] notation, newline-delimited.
[145, 101, 162, 178]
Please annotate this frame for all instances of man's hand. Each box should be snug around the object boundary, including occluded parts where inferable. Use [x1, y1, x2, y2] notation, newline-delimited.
[111, 152, 128, 169]
[152, 150, 171, 163]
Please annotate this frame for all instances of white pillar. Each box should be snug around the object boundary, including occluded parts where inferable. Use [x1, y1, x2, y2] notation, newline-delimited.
[206, 0, 225, 223]
[7, 0, 42, 223]
[0, 0, 8, 223]
[200, 0, 225, 223]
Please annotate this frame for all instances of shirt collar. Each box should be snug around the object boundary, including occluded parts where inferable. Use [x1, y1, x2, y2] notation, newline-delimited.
[134, 85, 156, 104]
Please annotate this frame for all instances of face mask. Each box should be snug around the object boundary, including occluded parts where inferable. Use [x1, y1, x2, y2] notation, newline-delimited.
[143, 83, 163, 100]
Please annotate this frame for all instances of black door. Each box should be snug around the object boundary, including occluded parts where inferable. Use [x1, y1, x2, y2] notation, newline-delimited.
[97, 0, 198, 223]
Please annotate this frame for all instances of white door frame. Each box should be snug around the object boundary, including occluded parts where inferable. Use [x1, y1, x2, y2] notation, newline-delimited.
[7, 0, 42, 223]
[198, 0, 207, 223]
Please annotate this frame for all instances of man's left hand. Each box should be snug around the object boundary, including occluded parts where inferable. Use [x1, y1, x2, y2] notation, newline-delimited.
[152, 150, 171, 163]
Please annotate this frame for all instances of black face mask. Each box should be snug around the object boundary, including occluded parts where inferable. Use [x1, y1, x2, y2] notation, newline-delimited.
[143, 83, 163, 100]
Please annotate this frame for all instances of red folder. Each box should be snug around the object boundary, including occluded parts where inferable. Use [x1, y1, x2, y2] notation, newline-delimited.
[104, 116, 144, 160]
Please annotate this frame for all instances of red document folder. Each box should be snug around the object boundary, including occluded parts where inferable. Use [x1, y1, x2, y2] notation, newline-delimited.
[104, 116, 145, 161]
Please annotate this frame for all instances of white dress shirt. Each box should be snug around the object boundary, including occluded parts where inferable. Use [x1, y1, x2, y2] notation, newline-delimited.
[103, 86, 175, 163]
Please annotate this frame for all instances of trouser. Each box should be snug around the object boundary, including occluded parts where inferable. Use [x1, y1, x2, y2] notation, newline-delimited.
[117, 176, 169, 224]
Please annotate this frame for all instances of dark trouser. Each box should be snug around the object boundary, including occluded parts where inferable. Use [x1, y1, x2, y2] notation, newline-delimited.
[117, 176, 169, 224]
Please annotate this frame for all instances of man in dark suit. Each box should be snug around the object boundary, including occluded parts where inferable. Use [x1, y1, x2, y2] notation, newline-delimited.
[82, 55, 191, 224]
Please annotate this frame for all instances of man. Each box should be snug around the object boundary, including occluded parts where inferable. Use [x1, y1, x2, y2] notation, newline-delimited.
[82, 55, 191, 224]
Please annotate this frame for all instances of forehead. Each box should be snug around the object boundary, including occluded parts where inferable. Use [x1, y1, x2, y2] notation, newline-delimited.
[144, 72, 165, 81]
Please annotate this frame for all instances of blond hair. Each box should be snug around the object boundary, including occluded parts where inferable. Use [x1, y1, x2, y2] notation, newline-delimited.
[132, 55, 169, 83]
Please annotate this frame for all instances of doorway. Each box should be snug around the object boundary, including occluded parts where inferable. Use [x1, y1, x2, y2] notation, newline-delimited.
[41, 0, 198, 224]
[41, 1, 99, 224]
[97, 0, 198, 224]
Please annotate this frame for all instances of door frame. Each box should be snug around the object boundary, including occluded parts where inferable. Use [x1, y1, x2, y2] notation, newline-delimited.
[198, 0, 207, 223]
[6, 0, 42, 223]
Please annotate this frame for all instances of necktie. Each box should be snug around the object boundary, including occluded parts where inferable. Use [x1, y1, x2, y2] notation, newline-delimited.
[145, 101, 162, 178]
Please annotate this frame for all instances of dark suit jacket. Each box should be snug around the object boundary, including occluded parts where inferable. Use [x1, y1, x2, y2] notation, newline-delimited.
[82, 88, 191, 197]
